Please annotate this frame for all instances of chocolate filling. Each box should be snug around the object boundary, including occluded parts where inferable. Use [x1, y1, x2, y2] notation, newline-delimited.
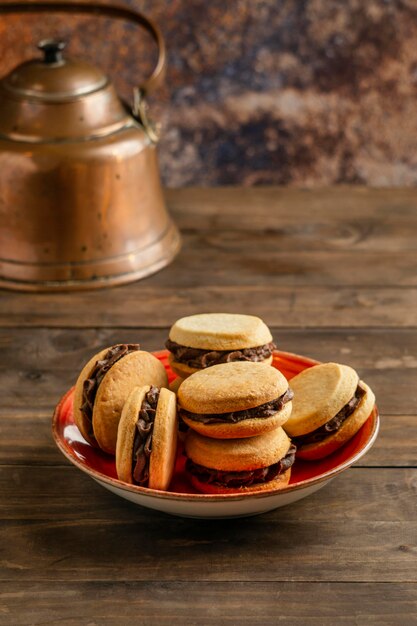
[187, 444, 296, 488]
[179, 388, 294, 424]
[165, 339, 276, 369]
[80, 344, 140, 439]
[293, 383, 366, 447]
[132, 386, 160, 486]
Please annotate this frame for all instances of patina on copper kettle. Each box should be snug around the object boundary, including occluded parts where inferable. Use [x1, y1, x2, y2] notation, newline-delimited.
[0, 2, 180, 291]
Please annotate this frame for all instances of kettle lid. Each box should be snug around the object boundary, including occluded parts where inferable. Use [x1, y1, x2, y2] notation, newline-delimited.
[3, 40, 108, 101]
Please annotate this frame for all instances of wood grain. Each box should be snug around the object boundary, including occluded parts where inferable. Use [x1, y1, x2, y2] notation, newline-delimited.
[2, 286, 417, 328]
[165, 187, 417, 249]
[1, 582, 416, 626]
[101, 238, 417, 287]
[2, 467, 416, 522]
[1, 328, 416, 413]
[1, 188, 417, 328]
[2, 327, 416, 371]
[364, 416, 417, 467]
[0, 468, 416, 583]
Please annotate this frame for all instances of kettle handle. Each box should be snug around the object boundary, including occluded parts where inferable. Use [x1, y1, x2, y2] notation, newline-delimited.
[0, 2, 166, 97]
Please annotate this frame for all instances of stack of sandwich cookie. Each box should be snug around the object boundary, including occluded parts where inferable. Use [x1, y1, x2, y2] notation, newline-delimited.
[116, 385, 178, 490]
[74, 344, 168, 454]
[284, 362, 375, 460]
[185, 428, 296, 494]
[178, 361, 295, 493]
[166, 313, 276, 379]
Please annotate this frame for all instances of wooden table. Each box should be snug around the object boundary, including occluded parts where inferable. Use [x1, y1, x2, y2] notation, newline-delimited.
[1, 188, 416, 625]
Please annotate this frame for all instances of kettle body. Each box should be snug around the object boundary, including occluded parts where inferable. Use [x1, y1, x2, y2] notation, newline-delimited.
[0, 3, 180, 291]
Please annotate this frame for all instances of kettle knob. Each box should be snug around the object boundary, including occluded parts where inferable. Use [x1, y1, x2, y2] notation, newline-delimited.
[38, 39, 66, 64]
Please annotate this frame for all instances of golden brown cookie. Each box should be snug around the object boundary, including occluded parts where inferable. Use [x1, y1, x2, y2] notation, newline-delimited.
[170, 313, 273, 350]
[73, 345, 168, 454]
[178, 361, 292, 438]
[190, 470, 291, 495]
[283, 362, 375, 460]
[296, 382, 375, 460]
[184, 427, 294, 494]
[284, 363, 359, 436]
[166, 313, 275, 378]
[116, 386, 178, 490]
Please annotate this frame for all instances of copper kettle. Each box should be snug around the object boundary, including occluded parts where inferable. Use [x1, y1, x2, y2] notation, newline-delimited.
[0, 2, 180, 291]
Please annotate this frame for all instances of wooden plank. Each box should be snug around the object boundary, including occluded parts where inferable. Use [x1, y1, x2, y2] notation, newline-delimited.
[165, 187, 417, 251]
[0, 411, 62, 466]
[121, 238, 417, 288]
[2, 467, 415, 522]
[1, 582, 416, 626]
[2, 188, 417, 327]
[0, 467, 415, 582]
[2, 327, 416, 372]
[1, 327, 416, 413]
[0, 411, 415, 468]
[1, 285, 417, 328]
[1, 518, 415, 583]
[362, 415, 417, 467]
[154, 244, 417, 288]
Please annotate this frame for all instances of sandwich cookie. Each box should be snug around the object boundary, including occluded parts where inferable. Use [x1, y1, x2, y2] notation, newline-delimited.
[166, 313, 275, 378]
[74, 344, 168, 454]
[116, 386, 178, 490]
[178, 361, 293, 439]
[284, 362, 375, 460]
[185, 427, 296, 494]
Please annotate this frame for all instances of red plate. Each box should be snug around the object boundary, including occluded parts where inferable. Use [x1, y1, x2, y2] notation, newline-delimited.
[52, 350, 379, 499]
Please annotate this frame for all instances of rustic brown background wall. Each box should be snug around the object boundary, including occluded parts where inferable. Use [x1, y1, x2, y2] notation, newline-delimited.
[1, 0, 416, 186]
